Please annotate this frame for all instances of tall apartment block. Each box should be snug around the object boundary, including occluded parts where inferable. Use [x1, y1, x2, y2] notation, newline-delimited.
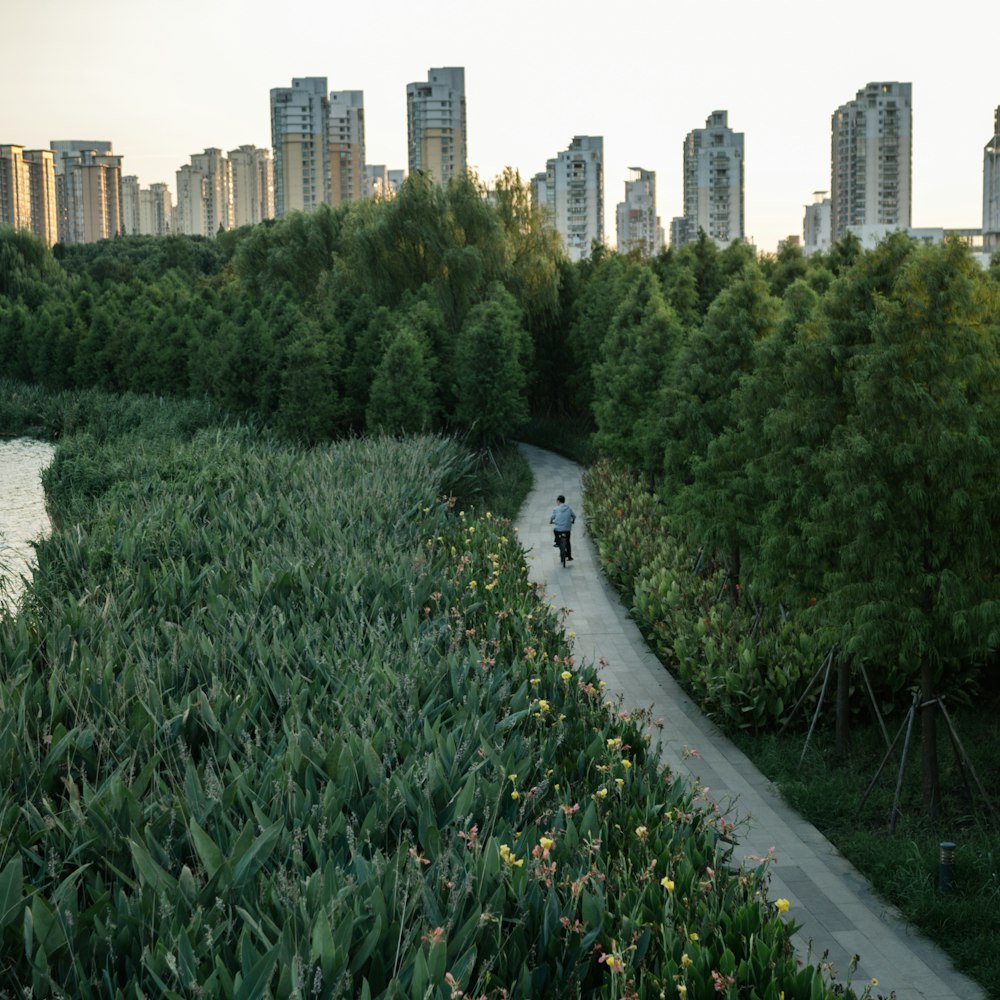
[270, 77, 329, 217]
[51, 141, 122, 244]
[176, 148, 233, 237]
[121, 175, 141, 235]
[0, 145, 58, 245]
[680, 111, 744, 247]
[534, 136, 604, 262]
[616, 167, 663, 256]
[803, 190, 832, 255]
[229, 145, 275, 227]
[140, 183, 173, 236]
[366, 164, 405, 200]
[984, 107, 1000, 253]
[406, 67, 466, 185]
[329, 91, 365, 204]
[830, 82, 912, 242]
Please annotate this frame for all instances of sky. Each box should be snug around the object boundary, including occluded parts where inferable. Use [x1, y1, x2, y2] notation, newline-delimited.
[4, 0, 998, 254]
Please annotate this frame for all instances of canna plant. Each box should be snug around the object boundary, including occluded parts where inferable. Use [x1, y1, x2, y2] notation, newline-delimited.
[0, 387, 847, 998]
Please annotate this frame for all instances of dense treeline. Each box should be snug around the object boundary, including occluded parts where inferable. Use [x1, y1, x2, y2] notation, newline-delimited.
[581, 232, 1000, 816]
[0, 172, 569, 445]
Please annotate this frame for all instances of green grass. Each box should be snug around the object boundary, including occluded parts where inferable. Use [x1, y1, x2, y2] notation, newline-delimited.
[734, 708, 1000, 999]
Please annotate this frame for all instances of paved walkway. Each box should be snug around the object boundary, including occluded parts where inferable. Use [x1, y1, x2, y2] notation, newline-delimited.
[514, 443, 984, 1000]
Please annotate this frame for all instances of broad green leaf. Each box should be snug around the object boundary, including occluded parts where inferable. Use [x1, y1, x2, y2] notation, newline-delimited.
[190, 819, 225, 879]
[0, 855, 24, 930]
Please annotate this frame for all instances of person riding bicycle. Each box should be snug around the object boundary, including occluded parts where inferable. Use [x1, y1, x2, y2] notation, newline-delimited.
[549, 494, 576, 561]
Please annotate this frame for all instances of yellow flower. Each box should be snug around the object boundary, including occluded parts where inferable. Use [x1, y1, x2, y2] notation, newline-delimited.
[486, 511, 492, 519]
[635, 826, 648, 840]
[870, 979, 878, 987]
[595, 787, 608, 799]
[621, 759, 632, 770]
[607, 738, 621, 749]
[678, 986, 687, 997]
[540, 836, 555, 850]
[538, 699, 550, 712]
[467, 580, 477, 589]
[508, 773, 517, 782]
[615, 778, 624, 788]
[530, 676, 540, 685]
[561, 670, 573, 681]
[511, 790, 520, 801]
[688, 932, 699, 942]
[681, 953, 693, 969]
[567, 631, 576, 638]
[775, 898, 790, 914]
[499, 843, 524, 868]
[661, 877, 675, 892]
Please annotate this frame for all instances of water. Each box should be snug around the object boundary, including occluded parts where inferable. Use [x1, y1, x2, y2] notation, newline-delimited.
[0, 438, 56, 614]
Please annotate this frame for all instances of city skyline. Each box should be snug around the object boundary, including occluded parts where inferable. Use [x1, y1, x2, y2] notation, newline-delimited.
[3, 0, 998, 254]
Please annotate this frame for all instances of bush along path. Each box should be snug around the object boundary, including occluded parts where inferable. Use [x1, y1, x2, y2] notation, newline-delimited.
[514, 442, 987, 1000]
[2, 416, 844, 999]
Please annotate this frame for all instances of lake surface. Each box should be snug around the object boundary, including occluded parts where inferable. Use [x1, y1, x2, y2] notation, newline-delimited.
[0, 438, 56, 614]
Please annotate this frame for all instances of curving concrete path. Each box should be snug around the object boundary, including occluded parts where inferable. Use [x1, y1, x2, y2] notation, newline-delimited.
[514, 443, 985, 1000]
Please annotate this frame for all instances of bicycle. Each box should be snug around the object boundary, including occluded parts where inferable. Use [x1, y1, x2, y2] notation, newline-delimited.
[554, 530, 571, 568]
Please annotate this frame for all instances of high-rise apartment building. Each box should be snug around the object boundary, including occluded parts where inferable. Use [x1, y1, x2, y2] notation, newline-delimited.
[51, 141, 122, 244]
[329, 91, 365, 204]
[616, 167, 663, 256]
[175, 149, 233, 237]
[803, 191, 832, 255]
[366, 163, 390, 199]
[270, 77, 329, 217]
[0, 145, 56, 245]
[24, 149, 58, 245]
[680, 111, 744, 247]
[139, 183, 173, 236]
[388, 169, 406, 195]
[121, 175, 141, 235]
[229, 145, 275, 226]
[535, 136, 604, 262]
[830, 82, 912, 242]
[984, 107, 1000, 254]
[0, 145, 32, 234]
[406, 67, 466, 185]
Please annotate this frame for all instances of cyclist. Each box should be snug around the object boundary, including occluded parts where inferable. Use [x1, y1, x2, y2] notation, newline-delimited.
[549, 494, 576, 561]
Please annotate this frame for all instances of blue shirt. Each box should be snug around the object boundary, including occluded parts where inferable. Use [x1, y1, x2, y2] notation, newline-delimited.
[550, 503, 576, 532]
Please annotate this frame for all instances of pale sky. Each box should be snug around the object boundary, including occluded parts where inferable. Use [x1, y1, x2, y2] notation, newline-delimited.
[4, 0, 998, 254]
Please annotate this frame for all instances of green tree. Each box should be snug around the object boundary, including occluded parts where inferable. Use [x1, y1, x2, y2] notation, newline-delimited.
[665, 263, 780, 590]
[366, 323, 436, 434]
[566, 251, 631, 416]
[277, 327, 347, 443]
[592, 267, 683, 483]
[452, 284, 532, 444]
[809, 240, 1000, 815]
